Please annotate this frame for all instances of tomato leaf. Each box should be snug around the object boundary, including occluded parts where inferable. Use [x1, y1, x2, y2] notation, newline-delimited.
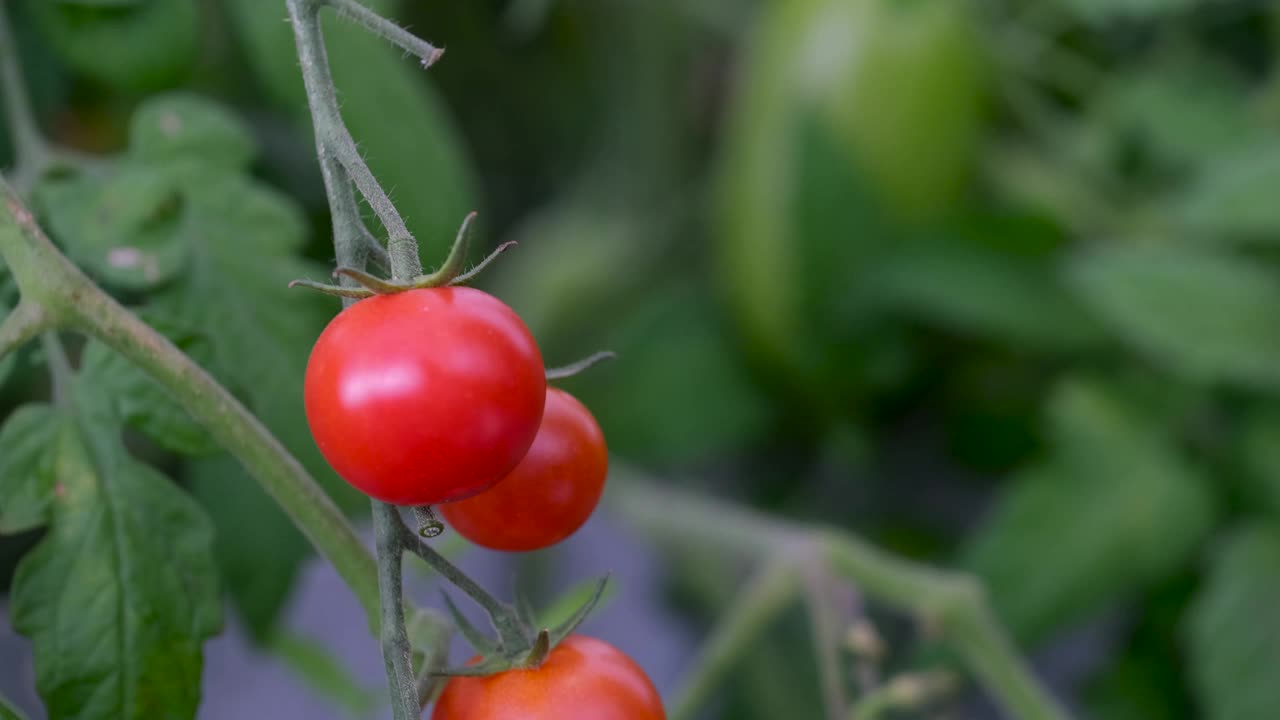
[963, 379, 1216, 640]
[225, 0, 477, 261]
[865, 240, 1102, 351]
[77, 315, 220, 456]
[9, 401, 221, 720]
[1069, 245, 1280, 390]
[1237, 411, 1280, 520]
[1175, 143, 1280, 242]
[0, 404, 61, 534]
[129, 93, 256, 174]
[1057, 0, 1196, 23]
[28, 0, 198, 91]
[34, 164, 191, 291]
[1186, 524, 1280, 720]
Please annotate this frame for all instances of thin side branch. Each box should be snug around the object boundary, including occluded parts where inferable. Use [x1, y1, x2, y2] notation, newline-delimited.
[611, 473, 1070, 720]
[321, 0, 444, 68]
[669, 558, 799, 720]
[0, 299, 50, 364]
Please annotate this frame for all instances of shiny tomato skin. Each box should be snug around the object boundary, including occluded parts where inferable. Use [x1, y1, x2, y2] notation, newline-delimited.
[431, 635, 664, 720]
[440, 388, 606, 551]
[304, 287, 545, 506]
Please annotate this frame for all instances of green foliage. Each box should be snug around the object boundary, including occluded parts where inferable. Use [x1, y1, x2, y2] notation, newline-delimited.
[225, 0, 477, 261]
[1186, 525, 1280, 720]
[7, 399, 220, 720]
[0, 404, 60, 534]
[269, 632, 382, 718]
[1069, 245, 1280, 389]
[1176, 143, 1280, 241]
[964, 379, 1216, 640]
[26, 0, 198, 91]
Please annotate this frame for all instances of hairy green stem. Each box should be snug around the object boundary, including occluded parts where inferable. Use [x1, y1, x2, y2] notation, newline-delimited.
[321, 0, 444, 68]
[610, 472, 1070, 720]
[669, 558, 799, 720]
[0, 179, 384, 630]
[373, 502, 418, 720]
[848, 672, 956, 720]
[39, 332, 72, 405]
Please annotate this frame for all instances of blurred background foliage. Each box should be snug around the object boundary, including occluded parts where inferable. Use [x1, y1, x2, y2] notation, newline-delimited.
[2, 0, 1280, 717]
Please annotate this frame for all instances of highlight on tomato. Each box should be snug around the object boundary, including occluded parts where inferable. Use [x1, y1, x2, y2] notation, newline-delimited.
[431, 635, 665, 720]
[303, 286, 546, 506]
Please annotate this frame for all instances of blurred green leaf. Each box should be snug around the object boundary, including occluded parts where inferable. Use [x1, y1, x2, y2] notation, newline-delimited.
[563, 282, 773, 463]
[1186, 524, 1280, 720]
[1095, 54, 1258, 172]
[0, 404, 60, 534]
[269, 632, 381, 718]
[35, 164, 190, 290]
[27, 0, 198, 91]
[866, 240, 1102, 351]
[1176, 144, 1280, 241]
[1237, 410, 1280, 519]
[1057, 0, 1196, 23]
[964, 379, 1216, 640]
[77, 315, 220, 456]
[225, 0, 477, 261]
[1069, 244, 1280, 389]
[538, 574, 616, 632]
[129, 93, 256, 173]
[10, 401, 220, 720]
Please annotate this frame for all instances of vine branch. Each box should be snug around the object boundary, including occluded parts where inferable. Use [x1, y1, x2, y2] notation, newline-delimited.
[611, 472, 1070, 720]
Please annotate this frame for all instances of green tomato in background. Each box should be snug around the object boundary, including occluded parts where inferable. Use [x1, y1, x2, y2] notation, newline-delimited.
[28, 0, 198, 92]
[715, 0, 987, 407]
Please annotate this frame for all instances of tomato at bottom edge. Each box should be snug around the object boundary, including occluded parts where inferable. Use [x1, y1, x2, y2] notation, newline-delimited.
[430, 635, 665, 720]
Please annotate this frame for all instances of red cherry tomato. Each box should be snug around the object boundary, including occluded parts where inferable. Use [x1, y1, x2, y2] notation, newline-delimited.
[304, 287, 545, 505]
[440, 388, 606, 551]
[431, 635, 664, 720]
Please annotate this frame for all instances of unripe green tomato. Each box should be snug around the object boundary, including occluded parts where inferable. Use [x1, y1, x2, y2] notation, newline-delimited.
[29, 0, 198, 92]
[714, 0, 986, 403]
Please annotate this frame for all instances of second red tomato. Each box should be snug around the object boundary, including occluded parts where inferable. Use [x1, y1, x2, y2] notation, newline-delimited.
[304, 287, 546, 505]
[441, 388, 606, 551]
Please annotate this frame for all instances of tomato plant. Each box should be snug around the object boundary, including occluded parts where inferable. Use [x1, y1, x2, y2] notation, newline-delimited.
[304, 287, 546, 505]
[441, 387, 607, 551]
[432, 635, 665, 720]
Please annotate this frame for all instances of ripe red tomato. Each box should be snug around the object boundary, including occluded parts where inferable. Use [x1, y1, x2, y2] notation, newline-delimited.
[440, 388, 606, 551]
[432, 635, 664, 720]
[304, 287, 545, 505]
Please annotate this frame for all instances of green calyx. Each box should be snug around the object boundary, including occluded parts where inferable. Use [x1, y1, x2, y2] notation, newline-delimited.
[289, 211, 518, 299]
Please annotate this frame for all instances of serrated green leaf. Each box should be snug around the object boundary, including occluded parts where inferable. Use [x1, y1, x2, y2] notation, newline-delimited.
[10, 401, 221, 720]
[29, 0, 198, 91]
[0, 404, 61, 534]
[129, 93, 256, 173]
[866, 241, 1102, 350]
[964, 379, 1216, 640]
[1069, 245, 1280, 389]
[1186, 524, 1280, 720]
[225, 0, 477, 261]
[77, 315, 219, 456]
[35, 164, 190, 290]
[1177, 144, 1280, 241]
[188, 455, 310, 642]
[0, 694, 30, 720]
[269, 632, 381, 718]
